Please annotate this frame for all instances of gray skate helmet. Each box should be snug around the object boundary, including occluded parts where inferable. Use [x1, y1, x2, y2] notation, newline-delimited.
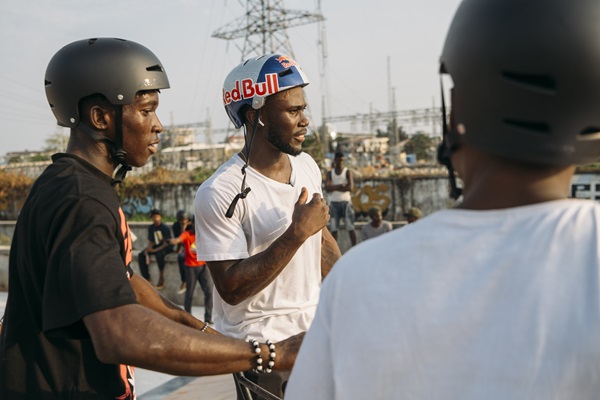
[438, 0, 600, 171]
[45, 37, 170, 128]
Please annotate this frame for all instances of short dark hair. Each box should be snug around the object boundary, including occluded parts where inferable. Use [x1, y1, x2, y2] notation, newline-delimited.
[334, 151, 345, 159]
[150, 209, 161, 216]
[176, 210, 189, 220]
[368, 206, 381, 217]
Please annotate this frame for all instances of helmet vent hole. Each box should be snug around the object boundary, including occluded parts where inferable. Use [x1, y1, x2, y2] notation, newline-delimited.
[502, 71, 556, 94]
[278, 69, 293, 77]
[503, 119, 550, 134]
[147, 64, 164, 73]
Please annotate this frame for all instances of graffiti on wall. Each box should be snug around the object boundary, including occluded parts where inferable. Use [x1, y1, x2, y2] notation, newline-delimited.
[351, 183, 391, 215]
[121, 196, 154, 217]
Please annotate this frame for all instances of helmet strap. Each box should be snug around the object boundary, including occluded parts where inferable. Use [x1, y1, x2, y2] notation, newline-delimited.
[438, 76, 462, 200]
[225, 109, 261, 218]
[111, 105, 132, 186]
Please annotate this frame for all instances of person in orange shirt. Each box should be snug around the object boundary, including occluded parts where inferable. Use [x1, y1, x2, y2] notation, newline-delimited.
[171, 217, 213, 323]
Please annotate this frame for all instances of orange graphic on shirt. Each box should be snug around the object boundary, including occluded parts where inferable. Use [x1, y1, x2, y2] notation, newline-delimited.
[118, 208, 133, 267]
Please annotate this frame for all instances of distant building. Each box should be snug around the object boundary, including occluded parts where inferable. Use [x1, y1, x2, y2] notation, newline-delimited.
[156, 136, 244, 171]
[2, 150, 53, 178]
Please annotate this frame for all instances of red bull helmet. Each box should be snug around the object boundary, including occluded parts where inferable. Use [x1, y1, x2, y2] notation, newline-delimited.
[439, 0, 600, 166]
[222, 54, 309, 129]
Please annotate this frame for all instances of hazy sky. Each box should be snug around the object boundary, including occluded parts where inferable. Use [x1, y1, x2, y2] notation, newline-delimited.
[0, 0, 462, 158]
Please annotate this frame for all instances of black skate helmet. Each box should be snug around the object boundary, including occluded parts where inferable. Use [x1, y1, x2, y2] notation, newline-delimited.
[45, 38, 170, 182]
[438, 0, 600, 197]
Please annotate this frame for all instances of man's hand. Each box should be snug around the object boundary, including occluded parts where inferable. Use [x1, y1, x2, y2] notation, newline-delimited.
[287, 188, 330, 243]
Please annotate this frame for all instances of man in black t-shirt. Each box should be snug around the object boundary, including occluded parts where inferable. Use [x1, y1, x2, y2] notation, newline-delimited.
[0, 38, 303, 400]
[137, 209, 172, 289]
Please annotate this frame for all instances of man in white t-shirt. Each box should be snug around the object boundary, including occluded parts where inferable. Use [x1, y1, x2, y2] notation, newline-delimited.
[325, 152, 357, 246]
[287, 1, 600, 399]
[360, 206, 393, 241]
[195, 54, 341, 398]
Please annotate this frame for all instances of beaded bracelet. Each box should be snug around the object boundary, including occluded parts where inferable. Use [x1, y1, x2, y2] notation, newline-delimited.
[265, 340, 276, 373]
[249, 339, 265, 372]
[200, 322, 209, 332]
[249, 339, 276, 373]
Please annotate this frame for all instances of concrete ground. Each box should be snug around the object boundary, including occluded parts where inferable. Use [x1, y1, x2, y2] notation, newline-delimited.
[0, 291, 237, 399]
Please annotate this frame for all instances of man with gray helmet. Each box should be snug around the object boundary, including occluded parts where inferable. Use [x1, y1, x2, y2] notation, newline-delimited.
[0, 38, 302, 399]
[195, 54, 341, 397]
[288, 1, 600, 398]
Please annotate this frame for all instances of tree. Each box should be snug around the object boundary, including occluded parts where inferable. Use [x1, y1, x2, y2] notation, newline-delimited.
[44, 130, 69, 152]
[404, 132, 435, 161]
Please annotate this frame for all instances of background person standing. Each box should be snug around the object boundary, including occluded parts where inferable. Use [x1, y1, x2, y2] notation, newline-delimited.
[172, 210, 191, 294]
[170, 217, 213, 323]
[403, 207, 422, 224]
[137, 208, 172, 289]
[324, 151, 357, 247]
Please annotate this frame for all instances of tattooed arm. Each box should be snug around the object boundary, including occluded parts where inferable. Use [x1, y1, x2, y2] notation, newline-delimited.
[208, 188, 330, 305]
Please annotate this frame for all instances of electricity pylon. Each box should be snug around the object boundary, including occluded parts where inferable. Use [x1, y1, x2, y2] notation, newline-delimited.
[212, 0, 324, 60]
[212, 0, 325, 159]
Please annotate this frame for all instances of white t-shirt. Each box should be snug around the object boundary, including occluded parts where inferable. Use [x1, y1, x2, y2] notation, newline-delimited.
[287, 199, 600, 400]
[361, 220, 393, 241]
[194, 152, 323, 341]
[328, 167, 351, 202]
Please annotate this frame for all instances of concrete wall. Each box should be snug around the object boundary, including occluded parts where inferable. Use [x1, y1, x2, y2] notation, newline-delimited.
[120, 177, 451, 222]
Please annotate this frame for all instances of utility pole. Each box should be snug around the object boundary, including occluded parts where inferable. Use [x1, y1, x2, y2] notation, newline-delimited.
[387, 56, 399, 163]
[316, 0, 330, 156]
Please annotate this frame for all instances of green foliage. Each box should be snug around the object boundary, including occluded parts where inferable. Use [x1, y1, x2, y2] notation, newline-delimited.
[576, 163, 600, 173]
[127, 212, 152, 222]
[404, 132, 435, 161]
[44, 131, 69, 152]
[30, 154, 51, 162]
[191, 167, 217, 183]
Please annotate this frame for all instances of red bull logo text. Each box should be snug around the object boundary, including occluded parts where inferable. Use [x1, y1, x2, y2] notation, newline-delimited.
[223, 73, 280, 105]
[276, 55, 298, 68]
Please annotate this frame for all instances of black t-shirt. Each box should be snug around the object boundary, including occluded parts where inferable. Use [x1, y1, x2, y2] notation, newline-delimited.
[172, 221, 184, 239]
[147, 222, 172, 250]
[0, 154, 138, 399]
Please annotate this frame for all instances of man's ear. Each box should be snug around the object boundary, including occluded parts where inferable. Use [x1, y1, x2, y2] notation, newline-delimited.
[245, 108, 262, 128]
[89, 105, 112, 131]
